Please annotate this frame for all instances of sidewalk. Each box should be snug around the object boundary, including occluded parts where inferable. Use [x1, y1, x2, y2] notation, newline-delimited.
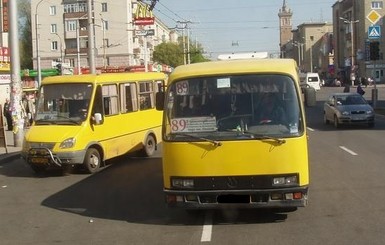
[0, 130, 23, 164]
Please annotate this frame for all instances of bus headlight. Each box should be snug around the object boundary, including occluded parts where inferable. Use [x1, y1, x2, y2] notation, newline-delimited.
[172, 178, 194, 188]
[273, 175, 298, 186]
[60, 138, 76, 149]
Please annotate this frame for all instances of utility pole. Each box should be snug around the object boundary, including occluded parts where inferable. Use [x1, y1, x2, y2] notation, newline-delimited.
[88, 0, 96, 74]
[177, 21, 192, 65]
[9, 0, 24, 146]
[340, 17, 359, 86]
[35, 0, 45, 87]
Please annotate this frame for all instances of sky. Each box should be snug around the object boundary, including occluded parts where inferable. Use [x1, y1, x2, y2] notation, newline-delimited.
[153, 0, 336, 59]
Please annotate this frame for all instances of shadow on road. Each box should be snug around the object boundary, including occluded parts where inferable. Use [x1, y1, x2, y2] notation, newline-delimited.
[40, 155, 288, 225]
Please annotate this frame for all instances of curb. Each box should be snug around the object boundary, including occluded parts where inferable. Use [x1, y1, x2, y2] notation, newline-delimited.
[0, 152, 22, 165]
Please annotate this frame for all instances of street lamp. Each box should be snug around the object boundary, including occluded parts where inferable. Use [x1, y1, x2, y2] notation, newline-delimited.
[53, 33, 63, 74]
[340, 17, 359, 86]
[35, 0, 45, 87]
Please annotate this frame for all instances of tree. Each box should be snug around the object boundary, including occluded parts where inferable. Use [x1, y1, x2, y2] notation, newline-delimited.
[153, 42, 184, 68]
[18, 0, 33, 69]
[153, 38, 209, 68]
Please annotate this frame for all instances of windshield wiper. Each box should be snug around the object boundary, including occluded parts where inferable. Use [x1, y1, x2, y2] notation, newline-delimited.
[243, 132, 286, 145]
[173, 133, 222, 147]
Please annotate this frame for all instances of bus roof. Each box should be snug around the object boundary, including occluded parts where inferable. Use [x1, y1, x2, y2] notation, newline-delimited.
[41, 72, 167, 85]
[168, 59, 299, 82]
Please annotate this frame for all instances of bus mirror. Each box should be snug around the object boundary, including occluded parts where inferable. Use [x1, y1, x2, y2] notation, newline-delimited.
[94, 113, 103, 125]
[156, 92, 165, 110]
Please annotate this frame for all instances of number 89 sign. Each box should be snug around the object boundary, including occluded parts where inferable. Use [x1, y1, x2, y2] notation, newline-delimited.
[171, 118, 187, 132]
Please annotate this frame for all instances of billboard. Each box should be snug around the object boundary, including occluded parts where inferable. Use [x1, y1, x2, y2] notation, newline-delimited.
[133, 2, 155, 26]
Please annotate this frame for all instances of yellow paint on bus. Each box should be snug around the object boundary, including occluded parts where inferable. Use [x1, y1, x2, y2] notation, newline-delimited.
[22, 72, 167, 174]
[158, 58, 309, 209]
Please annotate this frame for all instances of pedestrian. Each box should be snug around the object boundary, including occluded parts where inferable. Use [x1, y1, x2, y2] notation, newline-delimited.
[3, 98, 13, 131]
[357, 83, 365, 96]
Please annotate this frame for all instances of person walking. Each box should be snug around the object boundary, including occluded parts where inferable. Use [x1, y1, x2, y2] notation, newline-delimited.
[357, 83, 365, 96]
[3, 98, 13, 131]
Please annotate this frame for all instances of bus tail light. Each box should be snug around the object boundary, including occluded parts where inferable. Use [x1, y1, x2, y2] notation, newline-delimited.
[284, 192, 302, 200]
[293, 192, 302, 199]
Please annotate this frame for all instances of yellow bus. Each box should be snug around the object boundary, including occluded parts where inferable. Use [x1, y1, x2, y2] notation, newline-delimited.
[22, 72, 166, 174]
[156, 58, 309, 210]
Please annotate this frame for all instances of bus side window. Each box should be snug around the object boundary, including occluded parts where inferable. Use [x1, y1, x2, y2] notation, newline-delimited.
[120, 82, 138, 113]
[139, 81, 154, 110]
[92, 85, 104, 123]
[102, 84, 119, 115]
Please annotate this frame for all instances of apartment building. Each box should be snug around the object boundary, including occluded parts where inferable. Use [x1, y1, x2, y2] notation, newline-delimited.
[31, 0, 177, 75]
[333, 0, 385, 83]
[292, 23, 334, 76]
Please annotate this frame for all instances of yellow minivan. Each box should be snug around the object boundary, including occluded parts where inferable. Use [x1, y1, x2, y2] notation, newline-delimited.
[22, 72, 166, 174]
[156, 58, 309, 210]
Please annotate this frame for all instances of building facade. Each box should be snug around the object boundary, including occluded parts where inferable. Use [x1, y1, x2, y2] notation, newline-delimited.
[292, 23, 334, 76]
[31, 0, 176, 76]
[278, 0, 334, 78]
[333, 0, 385, 84]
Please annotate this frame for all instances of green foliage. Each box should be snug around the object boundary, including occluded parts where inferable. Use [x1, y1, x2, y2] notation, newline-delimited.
[153, 42, 184, 68]
[18, 0, 33, 69]
[153, 38, 209, 68]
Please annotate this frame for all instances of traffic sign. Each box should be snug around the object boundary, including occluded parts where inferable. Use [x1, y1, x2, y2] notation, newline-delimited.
[368, 26, 381, 39]
[367, 10, 381, 24]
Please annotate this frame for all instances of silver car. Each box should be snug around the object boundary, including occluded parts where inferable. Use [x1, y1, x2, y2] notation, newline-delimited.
[323, 92, 375, 128]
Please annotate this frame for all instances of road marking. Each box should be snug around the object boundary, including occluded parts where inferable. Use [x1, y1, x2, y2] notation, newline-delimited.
[201, 212, 213, 242]
[307, 127, 315, 131]
[339, 146, 358, 156]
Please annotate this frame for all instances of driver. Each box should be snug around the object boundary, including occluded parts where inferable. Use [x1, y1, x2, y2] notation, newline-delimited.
[256, 93, 287, 124]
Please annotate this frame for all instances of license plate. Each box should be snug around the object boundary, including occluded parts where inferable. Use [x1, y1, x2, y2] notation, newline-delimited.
[30, 158, 49, 164]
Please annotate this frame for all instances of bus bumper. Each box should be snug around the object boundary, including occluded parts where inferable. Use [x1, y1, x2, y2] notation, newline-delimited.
[22, 147, 86, 168]
[164, 187, 308, 209]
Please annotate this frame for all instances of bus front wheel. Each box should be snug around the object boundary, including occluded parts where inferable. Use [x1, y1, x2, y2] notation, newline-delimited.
[141, 134, 156, 157]
[83, 148, 101, 174]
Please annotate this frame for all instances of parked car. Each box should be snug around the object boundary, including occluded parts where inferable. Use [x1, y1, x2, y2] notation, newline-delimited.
[323, 92, 375, 128]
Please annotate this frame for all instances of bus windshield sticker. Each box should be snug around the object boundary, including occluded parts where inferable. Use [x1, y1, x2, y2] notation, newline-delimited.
[217, 78, 231, 88]
[176, 80, 189, 95]
[171, 116, 217, 133]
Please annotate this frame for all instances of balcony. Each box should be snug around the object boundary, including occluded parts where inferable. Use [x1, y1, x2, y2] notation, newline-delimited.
[65, 48, 88, 55]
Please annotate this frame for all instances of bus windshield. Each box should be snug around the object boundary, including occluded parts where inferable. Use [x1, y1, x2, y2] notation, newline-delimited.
[34, 83, 93, 125]
[165, 74, 303, 141]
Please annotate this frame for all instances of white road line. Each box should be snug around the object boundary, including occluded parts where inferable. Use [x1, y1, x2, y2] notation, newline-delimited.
[339, 146, 358, 156]
[307, 127, 315, 131]
[201, 212, 213, 242]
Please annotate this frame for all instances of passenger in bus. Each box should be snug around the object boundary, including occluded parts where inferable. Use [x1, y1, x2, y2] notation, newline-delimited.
[255, 93, 287, 125]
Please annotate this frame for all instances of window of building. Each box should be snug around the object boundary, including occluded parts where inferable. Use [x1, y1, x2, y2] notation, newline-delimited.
[50, 24, 57, 33]
[101, 3, 108, 12]
[138, 81, 154, 110]
[102, 20, 109, 30]
[64, 3, 87, 13]
[69, 59, 75, 67]
[49, 6, 56, 15]
[51, 41, 58, 51]
[372, 1, 383, 9]
[102, 84, 119, 115]
[120, 83, 138, 113]
[66, 20, 77, 32]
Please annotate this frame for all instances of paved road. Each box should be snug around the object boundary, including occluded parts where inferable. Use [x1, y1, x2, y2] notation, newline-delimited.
[1, 85, 385, 244]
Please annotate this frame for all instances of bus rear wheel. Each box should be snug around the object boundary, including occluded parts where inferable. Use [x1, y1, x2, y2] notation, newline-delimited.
[83, 148, 101, 174]
[141, 134, 156, 157]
